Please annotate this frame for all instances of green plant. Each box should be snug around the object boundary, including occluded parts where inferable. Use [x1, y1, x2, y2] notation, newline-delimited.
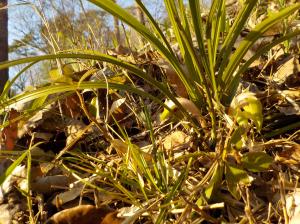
[0, 0, 299, 222]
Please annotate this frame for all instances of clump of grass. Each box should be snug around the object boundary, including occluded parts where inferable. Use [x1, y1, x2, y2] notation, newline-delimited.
[0, 0, 299, 223]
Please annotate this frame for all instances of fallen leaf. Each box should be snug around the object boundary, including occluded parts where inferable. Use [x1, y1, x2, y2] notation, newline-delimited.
[0, 165, 27, 201]
[273, 55, 300, 85]
[157, 60, 188, 98]
[1, 109, 20, 151]
[31, 175, 70, 194]
[45, 205, 124, 224]
[278, 105, 300, 116]
[51, 187, 82, 208]
[276, 144, 300, 165]
[110, 139, 152, 162]
[109, 98, 127, 121]
[160, 97, 206, 127]
[163, 131, 192, 152]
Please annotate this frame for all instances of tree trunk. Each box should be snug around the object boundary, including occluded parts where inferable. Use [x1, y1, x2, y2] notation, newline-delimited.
[0, 0, 8, 93]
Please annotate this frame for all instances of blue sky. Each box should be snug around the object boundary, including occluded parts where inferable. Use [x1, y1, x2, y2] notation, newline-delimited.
[7, 0, 163, 45]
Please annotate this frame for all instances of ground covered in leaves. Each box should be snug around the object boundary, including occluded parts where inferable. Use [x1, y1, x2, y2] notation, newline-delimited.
[0, 30, 300, 224]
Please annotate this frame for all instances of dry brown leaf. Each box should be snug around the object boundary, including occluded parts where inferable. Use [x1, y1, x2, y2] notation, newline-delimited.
[109, 98, 127, 121]
[157, 60, 188, 98]
[273, 55, 300, 85]
[62, 94, 82, 119]
[276, 144, 300, 165]
[45, 205, 124, 224]
[0, 165, 27, 201]
[278, 105, 300, 116]
[110, 139, 152, 161]
[65, 120, 89, 145]
[31, 175, 70, 194]
[1, 109, 20, 151]
[163, 131, 192, 152]
[160, 97, 207, 127]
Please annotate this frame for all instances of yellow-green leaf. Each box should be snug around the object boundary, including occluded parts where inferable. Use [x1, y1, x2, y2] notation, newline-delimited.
[229, 92, 263, 130]
[241, 152, 273, 172]
[225, 163, 251, 199]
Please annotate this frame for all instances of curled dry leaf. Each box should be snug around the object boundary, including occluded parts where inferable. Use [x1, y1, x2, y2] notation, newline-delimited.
[51, 187, 82, 208]
[163, 131, 192, 152]
[65, 120, 89, 145]
[109, 98, 128, 121]
[160, 97, 206, 127]
[0, 165, 27, 201]
[229, 92, 263, 130]
[46, 205, 124, 224]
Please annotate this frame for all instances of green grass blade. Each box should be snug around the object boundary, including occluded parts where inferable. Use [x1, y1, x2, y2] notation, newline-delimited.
[206, 0, 226, 99]
[163, 0, 198, 96]
[0, 53, 186, 117]
[188, 0, 209, 73]
[0, 62, 39, 100]
[88, 0, 190, 97]
[0, 82, 159, 113]
[217, 0, 259, 76]
[134, 0, 174, 54]
[156, 158, 192, 223]
[0, 150, 28, 186]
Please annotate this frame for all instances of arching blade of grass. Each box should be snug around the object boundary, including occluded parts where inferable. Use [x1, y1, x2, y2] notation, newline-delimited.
[0, 53, 190, 120]
[0, 80, 199, 131]
[188, 0, 209, 78]
[157, 0, 204, 104]
[0, 82, 164, 113]
[220, 3, 300, 103]
[0, 62, 39, 101]
[0, 150, 28, 186]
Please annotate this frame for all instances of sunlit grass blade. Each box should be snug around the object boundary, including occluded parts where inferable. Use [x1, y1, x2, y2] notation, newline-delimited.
[0, 53, 190, 118]
[134, 0, 173, 54]
[156, 158, 192, 223]
[206, 0, 225, 99]
[0, 150, 28, 186]
[0, 82, 159, 113]
[188, 0, 209, 74]
[163, 0, 199, 99]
